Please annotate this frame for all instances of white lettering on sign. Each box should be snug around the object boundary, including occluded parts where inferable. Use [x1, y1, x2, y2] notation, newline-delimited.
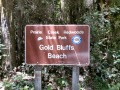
[39, 45, 53, 50]
[64, 30, 84, 34]
[46, 36, 56, 39]
[48, 31, 59, 34]
[57, 45, 74, 50]
[58, 36, 67, 40]
[30, 30, 42, 34]
[48, 53, 67, 59]
[39, 45, 75, 51]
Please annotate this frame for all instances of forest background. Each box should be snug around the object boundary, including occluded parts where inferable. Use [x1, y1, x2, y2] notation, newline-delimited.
[0, 0, 120, 90]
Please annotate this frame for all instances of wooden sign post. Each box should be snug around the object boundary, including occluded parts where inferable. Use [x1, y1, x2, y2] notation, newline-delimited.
[34, 65, 42, 90]
[72, 66, 80, 90]
[25, 25, 90, 90]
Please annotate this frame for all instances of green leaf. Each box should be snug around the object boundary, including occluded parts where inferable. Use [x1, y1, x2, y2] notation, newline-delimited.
[114, 59, 120, 64]
[47, 85, 52, 90]
[110, 8, 116, 13]
[93, 12, 99, 16]
[24, 85, 29, 90]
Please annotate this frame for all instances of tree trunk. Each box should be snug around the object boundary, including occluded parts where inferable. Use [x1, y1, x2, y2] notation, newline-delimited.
[68, 0, 85, 24]
[0, 0, 12, 70]
[1, 0, 16, 68]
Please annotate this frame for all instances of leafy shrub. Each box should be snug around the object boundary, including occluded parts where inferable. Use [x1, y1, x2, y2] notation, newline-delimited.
[3, 72, 34, 90]
[42, 66, 72, 90]
[83, 3, 120, 90]
[2, 63, 34, 90]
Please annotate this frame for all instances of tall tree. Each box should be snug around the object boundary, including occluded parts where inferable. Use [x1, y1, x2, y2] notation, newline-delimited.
[1, 0, 16, 68]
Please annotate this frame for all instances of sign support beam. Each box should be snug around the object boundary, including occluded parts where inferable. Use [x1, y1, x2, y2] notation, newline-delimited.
[34, 65, 42, 90]
[72, 66, 79, 90]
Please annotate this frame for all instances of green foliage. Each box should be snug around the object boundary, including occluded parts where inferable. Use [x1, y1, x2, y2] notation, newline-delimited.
[1, 63, 34, 90]
[111, 0, 120, 7]
[42, 66, 71, 90]
[3, 73, 34, 90]
[56, 77, 68, 88]
[83, 3, 120, 90]
[109, 83, 120, 90]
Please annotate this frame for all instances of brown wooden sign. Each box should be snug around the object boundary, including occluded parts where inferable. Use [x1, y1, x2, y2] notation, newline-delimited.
[25, 25, 90, 66]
